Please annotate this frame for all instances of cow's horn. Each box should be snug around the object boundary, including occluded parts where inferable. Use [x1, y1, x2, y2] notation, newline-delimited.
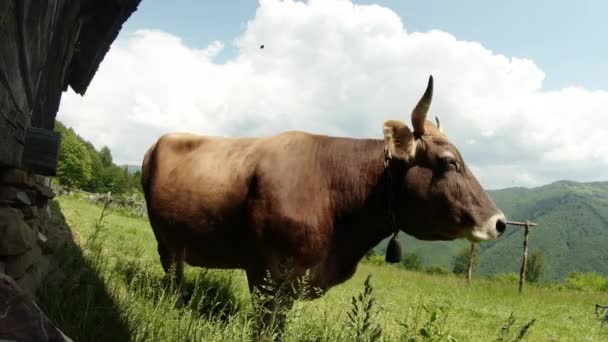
[412, 75, 433, 136]
[435, 116, 442, 132]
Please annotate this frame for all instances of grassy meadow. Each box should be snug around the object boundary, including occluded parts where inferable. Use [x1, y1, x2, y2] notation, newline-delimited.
[38, 195, 608, 341]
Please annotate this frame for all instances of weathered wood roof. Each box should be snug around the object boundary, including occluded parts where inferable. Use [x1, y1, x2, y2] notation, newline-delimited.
[68, 0, 142, 95]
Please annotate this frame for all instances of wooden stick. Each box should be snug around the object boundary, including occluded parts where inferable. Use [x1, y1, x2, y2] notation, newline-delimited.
[466, 242, 475, 285]
[518, 221, 531, 294]
[507, 220, 538, 227]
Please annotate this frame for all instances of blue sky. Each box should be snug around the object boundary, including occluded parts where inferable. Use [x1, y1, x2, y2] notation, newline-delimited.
[60, 0, 608, 189]
[123, 0, 607, 91]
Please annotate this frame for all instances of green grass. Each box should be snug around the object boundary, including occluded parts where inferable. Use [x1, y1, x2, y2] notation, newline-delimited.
[39, 196, 608, 341]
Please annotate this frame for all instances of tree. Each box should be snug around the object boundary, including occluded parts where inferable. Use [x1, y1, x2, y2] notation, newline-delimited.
[402, 252, 422, 271]
[452, 246, 479, 275]
[131, 170, 143, 192]
[54, 121, 144, 194]
[56, 132, 93, 189]
[54, 120, 68, 135]
[100, 165, 129, 194]
[100, 146, 113, 167]
[81, 141, 105, 192]
[526, 251, 546, 283]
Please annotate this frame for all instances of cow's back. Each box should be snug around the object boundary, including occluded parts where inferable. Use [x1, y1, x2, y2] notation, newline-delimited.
[142, 133, 257, 231]
[142, 133, 263, 270]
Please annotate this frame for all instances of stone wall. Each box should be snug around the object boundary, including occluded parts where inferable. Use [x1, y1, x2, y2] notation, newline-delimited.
[0, 168, 56, 297]
[0, 272, 73, 341]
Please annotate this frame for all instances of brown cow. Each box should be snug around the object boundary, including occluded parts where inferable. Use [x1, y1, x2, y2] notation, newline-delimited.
[142, 75, 505, 305]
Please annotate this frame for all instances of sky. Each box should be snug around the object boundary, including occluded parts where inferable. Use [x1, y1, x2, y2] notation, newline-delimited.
[57, 0, 608, 189]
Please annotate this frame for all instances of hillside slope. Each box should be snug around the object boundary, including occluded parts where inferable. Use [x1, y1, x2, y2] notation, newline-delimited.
[480, 181, 608, 280]
[376, 180, 608, 281]
[46, 195, 608, 341]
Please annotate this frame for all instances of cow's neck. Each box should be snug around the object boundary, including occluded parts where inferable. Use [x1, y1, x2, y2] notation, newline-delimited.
[319, 137, 404, 285]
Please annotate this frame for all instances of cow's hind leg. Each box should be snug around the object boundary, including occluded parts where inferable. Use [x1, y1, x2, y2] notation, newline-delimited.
[157, 240, 189, 306]
[246, 267, 295, 341]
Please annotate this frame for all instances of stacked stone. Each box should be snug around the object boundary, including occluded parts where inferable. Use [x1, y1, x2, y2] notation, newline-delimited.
[0, 168, 55, 297]
[0, 272, 73, 341]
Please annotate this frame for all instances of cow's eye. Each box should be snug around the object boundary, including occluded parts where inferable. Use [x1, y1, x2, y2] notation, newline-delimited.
[441, 157, 460, 172]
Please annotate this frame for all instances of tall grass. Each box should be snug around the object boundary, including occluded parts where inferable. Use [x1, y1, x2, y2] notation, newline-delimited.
[345, 275, 383, 342]
[37, 196, 608, 341]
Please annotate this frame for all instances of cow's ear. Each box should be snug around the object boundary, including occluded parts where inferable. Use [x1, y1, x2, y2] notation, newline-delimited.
[383, 120, 415, 161]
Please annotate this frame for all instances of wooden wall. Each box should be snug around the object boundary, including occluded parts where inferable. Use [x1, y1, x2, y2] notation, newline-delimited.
[0, 1, 83, 168]
[0, 0, 140, 171]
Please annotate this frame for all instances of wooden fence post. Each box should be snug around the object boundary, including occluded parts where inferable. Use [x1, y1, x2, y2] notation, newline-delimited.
[466, 242, 475, 285]
[518, 221, 531, 294]
[505, 220, 538, 294]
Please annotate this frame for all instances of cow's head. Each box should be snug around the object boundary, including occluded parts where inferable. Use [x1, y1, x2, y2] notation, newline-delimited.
[383, 76, 506, 242]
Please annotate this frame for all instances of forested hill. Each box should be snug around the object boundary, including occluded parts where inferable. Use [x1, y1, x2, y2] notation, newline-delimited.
[54, 121, 142, 195]
[376, 180, 608, 281]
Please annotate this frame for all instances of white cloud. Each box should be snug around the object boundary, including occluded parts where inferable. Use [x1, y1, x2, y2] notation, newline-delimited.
[57, 0, 608, 189]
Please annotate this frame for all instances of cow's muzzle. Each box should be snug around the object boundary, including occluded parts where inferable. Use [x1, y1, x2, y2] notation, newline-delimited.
[469, 211, 507, 241]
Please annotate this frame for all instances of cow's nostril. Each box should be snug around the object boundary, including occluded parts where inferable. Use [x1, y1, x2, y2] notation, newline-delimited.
[496, 218, 507, 234]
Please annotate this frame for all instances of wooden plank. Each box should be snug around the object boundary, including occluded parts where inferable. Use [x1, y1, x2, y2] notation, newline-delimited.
[22, 0, 80, 130]
[506, 220, 538, 227]
[0, 0, 29, 168]
[21, 127, 61, 176]
[0, 116, 24, 168]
